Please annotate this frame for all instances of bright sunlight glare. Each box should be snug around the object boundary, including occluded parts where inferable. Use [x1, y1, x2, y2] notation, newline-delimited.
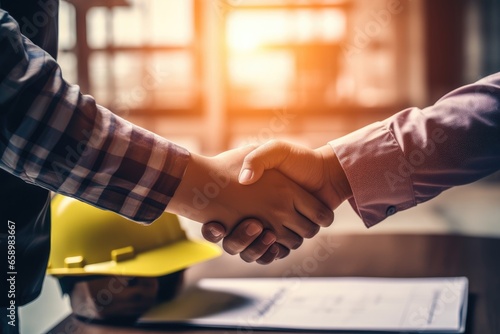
[226, 9, 346, 53]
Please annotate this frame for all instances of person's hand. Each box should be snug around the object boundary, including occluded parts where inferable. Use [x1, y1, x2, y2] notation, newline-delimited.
[167, 145, 334, 252]
[239, 140, 352, 208]
[202, 218, 291, 264]
[202, 140, 352, 263]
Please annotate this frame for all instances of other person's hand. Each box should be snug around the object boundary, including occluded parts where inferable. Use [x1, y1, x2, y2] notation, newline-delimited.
[168, 144, 333, 254]
[202, 140, 352, 263]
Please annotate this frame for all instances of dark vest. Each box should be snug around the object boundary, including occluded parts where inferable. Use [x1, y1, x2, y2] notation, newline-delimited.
[0, 0, 59, 306]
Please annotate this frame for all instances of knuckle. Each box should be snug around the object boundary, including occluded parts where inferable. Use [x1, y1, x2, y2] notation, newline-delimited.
[278, 251, 290, 259]
[222, 241, 240, 255]
[305, 225, 320, 239]
[256, 253, 276, 265]
[240, 247, 261, 262]
[277, 245, 290, 259]
[240, 248, 261, 263]
[291, 237, 304, 250]
[240, 253, 254, 263]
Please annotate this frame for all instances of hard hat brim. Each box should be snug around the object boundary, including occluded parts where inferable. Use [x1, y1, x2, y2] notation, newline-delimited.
[47, 239, 221, 277]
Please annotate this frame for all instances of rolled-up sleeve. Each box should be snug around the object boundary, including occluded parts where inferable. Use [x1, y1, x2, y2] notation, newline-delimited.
[0, 11, 190, 223]
[330, 72, 500, 227]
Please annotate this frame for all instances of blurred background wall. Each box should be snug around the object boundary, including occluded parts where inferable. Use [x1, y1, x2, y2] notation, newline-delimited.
[56, 0, 500, 154]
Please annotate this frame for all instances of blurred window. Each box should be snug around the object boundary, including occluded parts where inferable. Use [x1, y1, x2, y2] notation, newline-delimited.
[58, 0, 420, 118]
[59, 0, 199, 115]
[224, 0, 414, 114]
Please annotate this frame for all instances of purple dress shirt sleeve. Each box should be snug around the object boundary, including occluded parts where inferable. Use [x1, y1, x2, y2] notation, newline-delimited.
[330, 72, 500, 227]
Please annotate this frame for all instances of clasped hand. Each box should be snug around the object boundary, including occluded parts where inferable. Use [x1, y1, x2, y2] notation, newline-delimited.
[168, 140, 352, 264]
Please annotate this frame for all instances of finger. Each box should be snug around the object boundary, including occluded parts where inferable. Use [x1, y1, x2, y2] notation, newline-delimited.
[283, 212, 321, 239]
[239, 140, 291, 185]
[201, 222, 227, 243]
[256, 242, 290, 264]
[275, 227, 304, 250]
[293, 191, 334, 228]
[222, 219, 264, 255]
[239, 230, 277, 263]
[275, 243, 290, 259]
[255, 243, 280, 265]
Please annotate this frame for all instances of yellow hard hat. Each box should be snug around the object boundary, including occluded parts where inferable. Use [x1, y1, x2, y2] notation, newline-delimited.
[47, 195, 221, 277]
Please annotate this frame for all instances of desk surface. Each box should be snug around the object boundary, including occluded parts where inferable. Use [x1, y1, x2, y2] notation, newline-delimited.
[47, 233, 500, 334]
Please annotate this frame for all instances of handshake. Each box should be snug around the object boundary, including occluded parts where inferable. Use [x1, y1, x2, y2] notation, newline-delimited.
[167, 140, 353, 265]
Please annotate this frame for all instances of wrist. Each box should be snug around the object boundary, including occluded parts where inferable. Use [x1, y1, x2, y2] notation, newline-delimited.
[167, 152, 237, 224]
[316, 144, 353, 208]
[167, 153, 210, 221]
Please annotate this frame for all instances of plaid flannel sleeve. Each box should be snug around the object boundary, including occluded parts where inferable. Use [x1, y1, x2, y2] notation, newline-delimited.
[0, 10, 190, 223]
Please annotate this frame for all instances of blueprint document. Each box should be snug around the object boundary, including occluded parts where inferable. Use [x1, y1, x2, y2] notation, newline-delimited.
[139, 277, 468, 333]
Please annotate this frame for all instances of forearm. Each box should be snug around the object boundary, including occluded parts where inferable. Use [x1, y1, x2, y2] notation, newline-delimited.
[330, 73, 500, 227]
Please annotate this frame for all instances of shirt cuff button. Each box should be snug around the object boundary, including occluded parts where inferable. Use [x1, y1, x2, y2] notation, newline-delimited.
[386, 206, 397, 217]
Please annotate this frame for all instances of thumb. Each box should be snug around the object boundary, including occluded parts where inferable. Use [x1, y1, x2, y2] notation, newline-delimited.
[238, 141, 291, 185]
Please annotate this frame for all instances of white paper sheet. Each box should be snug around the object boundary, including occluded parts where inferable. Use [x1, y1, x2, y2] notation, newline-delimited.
[139, 277, 468, 333]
